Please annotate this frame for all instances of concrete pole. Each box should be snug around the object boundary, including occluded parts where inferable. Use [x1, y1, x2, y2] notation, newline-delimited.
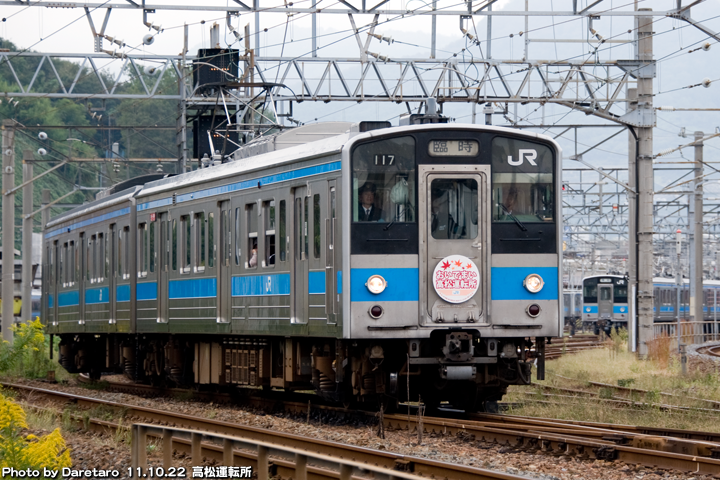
[2, 120, 16, 343]
[486, 3, 492, 59]
[690, 131, 704, 326]
[179, 24, 188, 174]
[430, 0, 436, 59]
[636, 10, 655, 358]
[627, 88, 638, 351]
[21, 150, 33, 322]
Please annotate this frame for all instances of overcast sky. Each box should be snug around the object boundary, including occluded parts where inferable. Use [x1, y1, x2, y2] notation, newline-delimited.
[2, 0, 720, 199]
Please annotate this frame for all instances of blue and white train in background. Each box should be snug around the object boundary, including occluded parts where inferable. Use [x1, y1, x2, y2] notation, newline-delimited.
[581, 275, 629, 334]
[42, 117, 562, 411]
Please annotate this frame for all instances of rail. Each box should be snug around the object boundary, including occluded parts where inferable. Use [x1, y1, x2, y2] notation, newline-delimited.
[652, 321, 720, 350]
[133, 423, 435, 480]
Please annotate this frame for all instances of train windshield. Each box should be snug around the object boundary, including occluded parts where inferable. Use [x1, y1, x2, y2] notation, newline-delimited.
[491, 137, 554, 223]
[583, 281, 598, 303]
[614, 284, 628, 303]
[352, 136, 416, 223]
[430, 179, 478, 239]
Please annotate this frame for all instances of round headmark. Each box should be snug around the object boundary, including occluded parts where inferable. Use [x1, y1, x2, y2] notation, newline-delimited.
[432, 255, 480, 304]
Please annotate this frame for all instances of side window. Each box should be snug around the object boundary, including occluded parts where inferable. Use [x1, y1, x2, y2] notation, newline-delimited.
[246, 203, 258, 268]
[313, 194, 320, 259]
[295, 198, 302, 261]
[105, 231, 111, 279]
[234, 207, 241, 266]
[69, 240, 76, 286]
[304, 197, 309, 258]
[171, 219, 177, 271]
[60, 242, 65, 286]
[264, 200, 276, 266]
[122, 226, 130, 279]
[195, 212, 206, 272]
[90, 235, 97, 282]
[221, 209, 230, 266]
[138, 223, 148, 278]
[117, 230, 123, 279]
[149, 222, 156, 273]
[98, 233, 105, 281]
[330, 188, 336, 249]
[208, 212, 215, 268]
[279, 200, 286, 262]
[181, 215, 191, 273]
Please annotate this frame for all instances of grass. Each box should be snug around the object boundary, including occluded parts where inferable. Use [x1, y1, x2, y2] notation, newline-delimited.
[504, 337, 720, 432]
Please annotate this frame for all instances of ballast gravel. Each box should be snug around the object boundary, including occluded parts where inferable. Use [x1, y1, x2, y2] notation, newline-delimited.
[8, 376, 719, 480]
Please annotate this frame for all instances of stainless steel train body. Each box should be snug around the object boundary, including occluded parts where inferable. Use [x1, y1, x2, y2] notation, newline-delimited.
[562, 289, 582, 333]
[653, 278, 720, 322]
[42, 122, 562, 410]
[581, 275, 629, 334]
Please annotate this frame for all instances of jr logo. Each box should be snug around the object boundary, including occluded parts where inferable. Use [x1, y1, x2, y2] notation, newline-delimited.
[507, 149, 538, 166]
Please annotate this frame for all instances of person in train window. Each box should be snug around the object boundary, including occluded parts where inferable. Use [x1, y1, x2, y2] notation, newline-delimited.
[249, 241, 258, 267]
[357, 182, 384, 221]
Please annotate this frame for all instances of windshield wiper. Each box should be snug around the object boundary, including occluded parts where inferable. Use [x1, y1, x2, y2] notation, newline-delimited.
[500, 204, 528, 231]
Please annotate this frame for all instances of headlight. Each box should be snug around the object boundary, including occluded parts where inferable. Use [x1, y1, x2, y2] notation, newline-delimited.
[524, 274, 544, 293]
[366, 275, 387, 294]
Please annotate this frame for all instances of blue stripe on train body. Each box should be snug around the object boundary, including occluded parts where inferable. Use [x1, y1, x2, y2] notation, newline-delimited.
[85, 287, 110, 304]
[169, 278, 217, 299]
[231, 274, 290, 296]
[117, 285, 131, 302]
[137, 282, 158, 301]
[58, 291, 80, 307]
[308, 271, 325, 294]
[613, 305, 628, 314]
[350, 268, 419, 302]
[584, 305, 599, 314]
[490, 267, 559, 301]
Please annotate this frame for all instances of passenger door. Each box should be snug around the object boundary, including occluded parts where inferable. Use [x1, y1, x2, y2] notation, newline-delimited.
[598, 284, 613, 320]
[157, 213, 169, 325]
[108, 225, 117, 329]
[218, 201, 231, 324]
[418, 165, 490, 325]
[291, 186, 309, 324]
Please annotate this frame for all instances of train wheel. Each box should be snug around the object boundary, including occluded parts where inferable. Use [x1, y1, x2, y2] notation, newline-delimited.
[88, 367, 101, 381]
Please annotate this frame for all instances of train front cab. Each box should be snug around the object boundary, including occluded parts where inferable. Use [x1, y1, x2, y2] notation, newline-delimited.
[343, 125, 561, 410]
[582, 275, 629, 334]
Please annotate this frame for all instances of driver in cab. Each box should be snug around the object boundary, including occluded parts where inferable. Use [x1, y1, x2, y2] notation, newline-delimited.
[357, 182, 384, 221]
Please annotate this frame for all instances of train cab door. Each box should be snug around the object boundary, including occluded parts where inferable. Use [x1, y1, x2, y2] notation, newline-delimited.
[218, 201, 232, 325]
[598, 284, 613, 321]
[157, 212, 169, 326]
[419, 165, 490, 325]
[291, 186, 309, 324]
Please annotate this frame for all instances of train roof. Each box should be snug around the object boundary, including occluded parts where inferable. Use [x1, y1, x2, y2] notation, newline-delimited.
[581, 274, 627, 280]
[653, 277, 720, 287]
[44, 122, 562, 230]
[137, 122, 561, 201]
[46, 185, 142, 230]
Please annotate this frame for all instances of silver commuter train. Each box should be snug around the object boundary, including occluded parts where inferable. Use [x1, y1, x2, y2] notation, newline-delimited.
[581, 275, 629, 334]
[653, 277, 720, 322]
[42, 120, 562, 411]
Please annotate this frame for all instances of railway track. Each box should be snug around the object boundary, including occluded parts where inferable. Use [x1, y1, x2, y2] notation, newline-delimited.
[697, 344, 720, 358]
[4, 380, 720, 476]
[542, 335, 604, 360]
[4, 381, 523, 480]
